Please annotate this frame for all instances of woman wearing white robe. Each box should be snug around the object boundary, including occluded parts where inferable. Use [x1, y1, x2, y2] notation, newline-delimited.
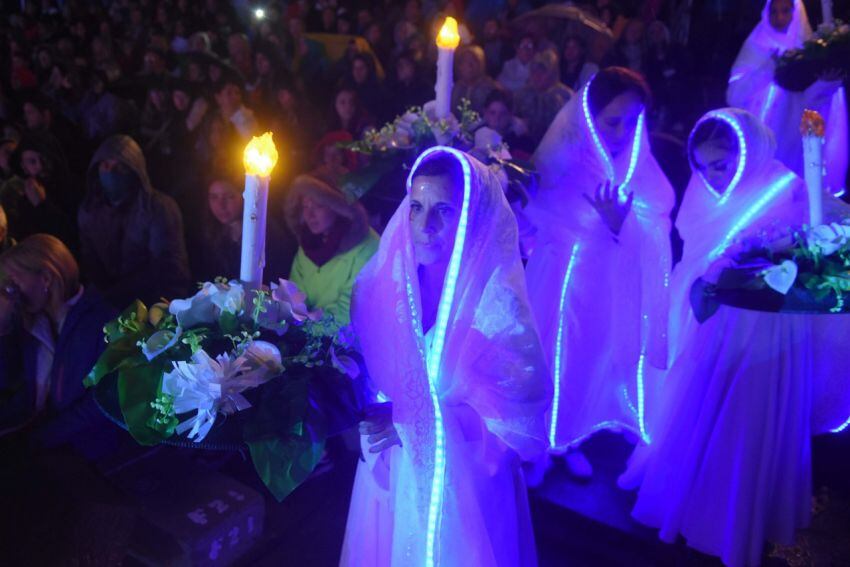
[339, 146, 551, 567]
[525, 68, 675, 467]
[623, 108, 845, 567]
[727, 0, 848, 193]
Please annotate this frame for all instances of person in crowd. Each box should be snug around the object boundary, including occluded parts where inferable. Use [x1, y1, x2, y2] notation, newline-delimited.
[498, 35, 537, 93]
[525, 68, 674, 480]
[1, 133, 77, 246]
[190, 172, 296, 283]
[515, 49, 574, 146]
[78, 135, 191, 309]
[603, 19, 647, 74]
[0, 204, 14, 252]
[386, 50, 432, 119]
[560, 35, 599, 92]
[0, 234, 119, 460]
[727, 0, 848, 193]
[345, 53, 389, 124]
[481, 89, 535, 158]
[452, 45, 501, 114]
[212, 72, 258, 141]
[311, 130, 359, 190]
[481, 18, 510, 78]
[620, 108, 848, 567]
[340, 147, 551, 566]
[284, 175, 378, 325]
[327, 86, 374, 139]
[644, 20, 693, 135]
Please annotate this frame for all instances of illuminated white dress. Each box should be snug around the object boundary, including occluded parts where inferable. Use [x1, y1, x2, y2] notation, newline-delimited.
[625, 109, 849, 567]
[525, 77, 675, 449]
[339, 147, 551, 567]
[727, 0, 848, 193]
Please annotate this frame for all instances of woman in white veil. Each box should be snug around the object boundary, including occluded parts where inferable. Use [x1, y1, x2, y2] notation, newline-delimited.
[727, 0, 848, 192]
[340, 147, 551, 567]
[525, 68, 675, 476]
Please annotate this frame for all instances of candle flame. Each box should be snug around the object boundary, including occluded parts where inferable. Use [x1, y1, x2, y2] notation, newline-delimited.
[436, 17, 460, 49]
[800, 109, 825, 138]
[243, 132, 279, 177]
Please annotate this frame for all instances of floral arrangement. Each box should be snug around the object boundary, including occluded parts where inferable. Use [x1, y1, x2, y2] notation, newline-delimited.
[85, 278, 365, 500]
[775, 20, 850, 92]
[338, 99, 536, 206]
[705, 222, 850, 315]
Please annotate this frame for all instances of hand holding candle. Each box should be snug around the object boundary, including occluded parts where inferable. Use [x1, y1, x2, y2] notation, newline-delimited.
[435, 16, 460, 120]
[800, 109, 825, 227]
[241, 132, 279, 287]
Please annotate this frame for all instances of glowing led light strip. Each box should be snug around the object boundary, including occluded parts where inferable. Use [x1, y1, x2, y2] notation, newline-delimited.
[636, 351, 650, 444]
[759, 84, 777, 123]
[830, 415, 850, 433]
[406, 146, 472, 567]
[691, 110, 748, 205]
[834, 188, 846, 198]
[708, 172, 797, 260]
[581, 76, 645, 198]
[549, 243, 581, 448]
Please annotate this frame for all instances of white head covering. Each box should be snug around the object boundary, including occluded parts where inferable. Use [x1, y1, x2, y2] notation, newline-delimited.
[524, 72, 674, 448]
[670, 107, 806, 357]
[352, 146, 550, 566]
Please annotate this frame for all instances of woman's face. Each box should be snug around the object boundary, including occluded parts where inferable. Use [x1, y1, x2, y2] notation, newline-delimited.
[409, 174, 462, 267]
[208, 180, 242, 225]
[595, 91, 644, 158]
[3, 262, 50, 314]
[693, 141, 738, 193]
[301, 196, 337, 235]
[21, 150, 45, 178]
[517, 37, 535, 64]
[172, 90, 191, 112]
[352, 59, 369, 84]
[457, 52, 481, 82]
[255, 53, 271, 76]
[335, 90, 356, 124]
[484, 100, 511, 134]
[769, 0, 794, 33]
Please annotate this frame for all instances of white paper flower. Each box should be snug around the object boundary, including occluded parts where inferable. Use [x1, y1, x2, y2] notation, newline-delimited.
[169, 281, 245, 328]
[141, 327, 182, 361]
[807, 223, 850, 256]
[269, 278, 321, 322]
[161, 340, 283, 442]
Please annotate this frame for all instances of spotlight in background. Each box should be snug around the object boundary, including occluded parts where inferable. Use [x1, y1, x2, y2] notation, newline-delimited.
[254, 7, 266, 20]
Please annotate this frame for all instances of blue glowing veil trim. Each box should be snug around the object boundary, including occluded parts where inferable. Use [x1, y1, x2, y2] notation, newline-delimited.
[689, 110, 749, 205]
[405, 146, 472, 567]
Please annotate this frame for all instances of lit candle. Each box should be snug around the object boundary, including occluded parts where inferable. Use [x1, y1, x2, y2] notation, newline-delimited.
[241, 132, 279, 287]
[822, 0, 834, 26]
[801, 110, 825, 227]
[435, 17, 460, 119]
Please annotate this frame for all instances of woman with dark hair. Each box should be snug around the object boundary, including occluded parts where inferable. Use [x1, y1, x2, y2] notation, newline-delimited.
[525, 67, 675, 479]
[340, 147, 551, 566]
[190, 173, 296, 283]
[452, 45, 501, 114]
[386, 50, 431, 119]
[327, 86, 373, 139]
[560, 35, 599, 91]
[284, 175, 378, 325]
[345, 53, 389, 123]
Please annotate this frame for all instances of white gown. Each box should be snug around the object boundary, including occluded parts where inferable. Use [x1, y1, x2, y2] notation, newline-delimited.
[340, 146, 551, 567]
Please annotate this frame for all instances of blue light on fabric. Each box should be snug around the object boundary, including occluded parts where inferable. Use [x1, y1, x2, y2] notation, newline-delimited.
[760, 84, 777, 123]
[691, 110, 748, 204]
[708, 172, 797, 260]
[406, 146, 472, 567]
[830, 415, 850, 433]
[549, 243, 581, 448]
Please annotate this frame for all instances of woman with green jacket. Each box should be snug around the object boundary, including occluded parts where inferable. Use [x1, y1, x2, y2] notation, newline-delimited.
[284, 175, 378, 325]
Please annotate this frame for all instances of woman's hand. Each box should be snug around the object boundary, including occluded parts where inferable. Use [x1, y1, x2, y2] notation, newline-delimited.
[583, 181, 634, 236]
[359, 403, 401, 454]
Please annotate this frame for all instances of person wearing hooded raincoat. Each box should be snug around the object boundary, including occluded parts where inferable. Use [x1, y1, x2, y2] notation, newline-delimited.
[622, 108, 850, 567]
[727, 0, 848, 193]
[525, 69, 675, 461]
[78, 135, 191, 309]
[340, 147, 551, 567]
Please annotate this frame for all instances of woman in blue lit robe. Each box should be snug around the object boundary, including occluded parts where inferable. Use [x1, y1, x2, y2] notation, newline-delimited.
[727, 0, 847, 193]
[339, 147, 551, 567]
[622, 108, 849, 567]
[524, 68, 675, 476]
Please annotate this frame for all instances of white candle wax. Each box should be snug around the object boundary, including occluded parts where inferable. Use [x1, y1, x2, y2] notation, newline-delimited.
[240, 174, 269, 287]
[802, 134, 824, 226]
[435, 46, 454, 119]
